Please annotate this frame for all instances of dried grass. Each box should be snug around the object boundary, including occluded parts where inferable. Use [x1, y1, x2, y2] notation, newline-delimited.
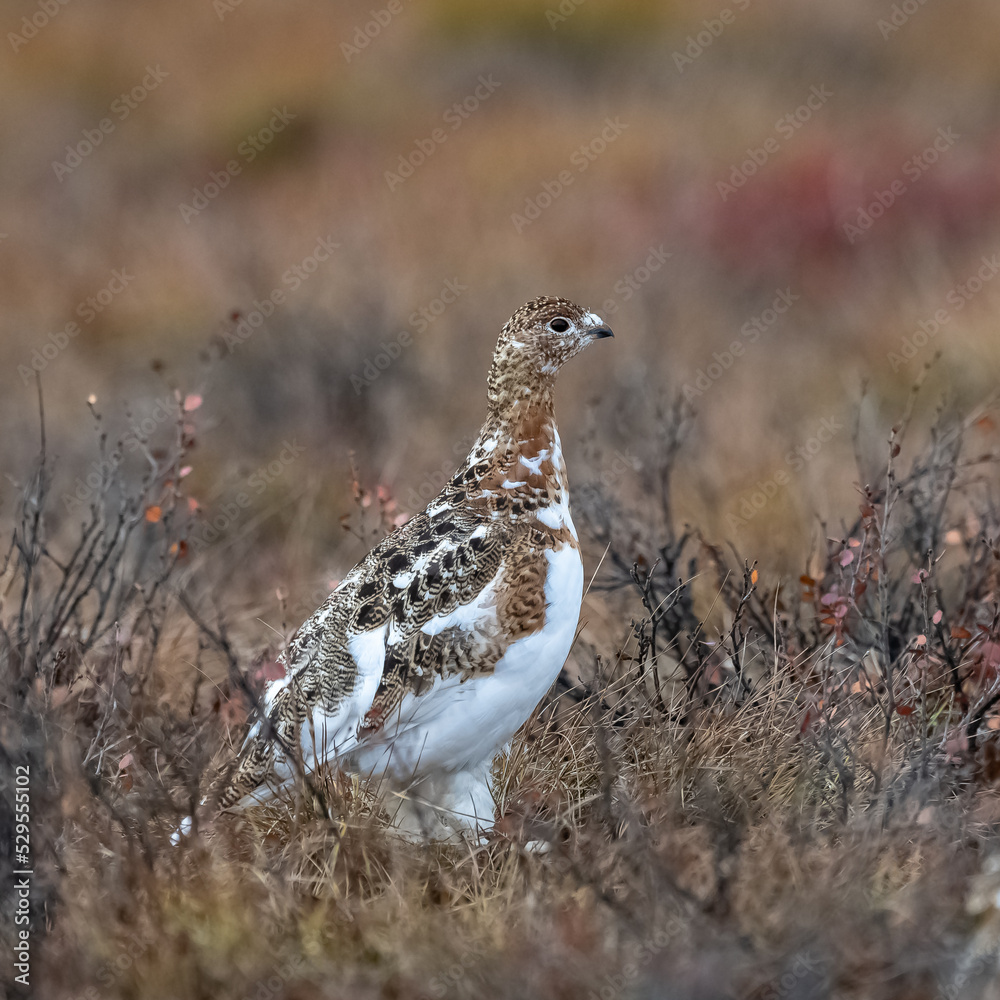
[4, 377, 1000, 1000]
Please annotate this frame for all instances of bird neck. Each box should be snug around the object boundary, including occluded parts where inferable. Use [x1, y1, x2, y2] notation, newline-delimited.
[432, 384, 570, 522]
[479, 391, 557, 463]
[453, 391, 568, 510]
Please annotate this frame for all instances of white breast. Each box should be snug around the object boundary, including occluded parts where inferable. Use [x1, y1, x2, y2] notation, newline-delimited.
[352, 539, 583, 782]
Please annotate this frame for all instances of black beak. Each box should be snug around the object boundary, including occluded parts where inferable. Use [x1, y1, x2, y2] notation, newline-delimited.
[589, 326, 614, 340]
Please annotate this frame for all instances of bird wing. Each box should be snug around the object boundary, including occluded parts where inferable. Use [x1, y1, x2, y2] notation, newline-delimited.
[218, 510, 554, 809]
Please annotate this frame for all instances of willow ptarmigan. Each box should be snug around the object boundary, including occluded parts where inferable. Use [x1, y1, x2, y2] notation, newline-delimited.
[215, 296, 612, 840]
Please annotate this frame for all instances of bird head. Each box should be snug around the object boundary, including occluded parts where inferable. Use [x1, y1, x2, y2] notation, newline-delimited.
[487, 295, 613, 409]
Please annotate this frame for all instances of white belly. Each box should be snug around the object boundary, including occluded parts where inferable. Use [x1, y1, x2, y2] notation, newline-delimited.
[351, 541, 584, 782]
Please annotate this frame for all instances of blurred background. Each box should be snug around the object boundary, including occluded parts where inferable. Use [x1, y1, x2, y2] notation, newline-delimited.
[3, 0, 1000, 601]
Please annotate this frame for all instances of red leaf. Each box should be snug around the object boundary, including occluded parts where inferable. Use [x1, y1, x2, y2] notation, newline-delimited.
[255, 660, 286, 683]
[980, 640, 1000, 669]
[895, 704, 915, 716]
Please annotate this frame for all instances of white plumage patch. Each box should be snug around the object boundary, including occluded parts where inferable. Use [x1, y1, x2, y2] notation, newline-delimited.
[301, 623, 388, 763]
[419, 574, 500, 637]
[352, 539, 582, 783]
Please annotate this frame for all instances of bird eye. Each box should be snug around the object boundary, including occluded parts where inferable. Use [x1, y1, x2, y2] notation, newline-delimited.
[549, 318, 570, 333]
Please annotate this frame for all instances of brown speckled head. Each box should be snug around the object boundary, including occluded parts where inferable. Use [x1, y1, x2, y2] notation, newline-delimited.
[486, 296, 613, 412]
